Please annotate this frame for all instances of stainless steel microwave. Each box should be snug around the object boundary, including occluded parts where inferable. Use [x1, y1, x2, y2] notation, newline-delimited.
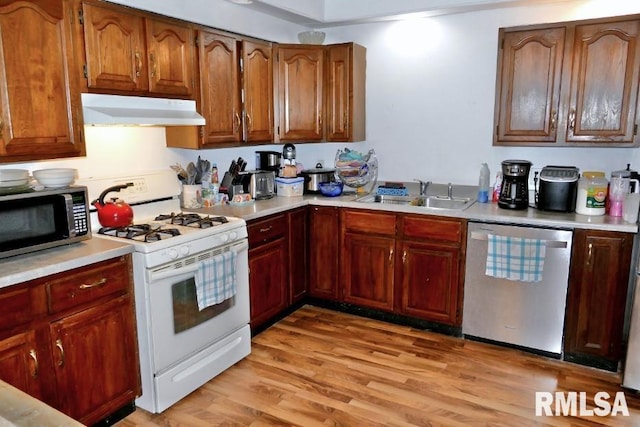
[0, 186, 91, 259]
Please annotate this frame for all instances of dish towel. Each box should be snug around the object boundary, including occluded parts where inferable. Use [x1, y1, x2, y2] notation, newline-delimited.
[195, 250, 238, 310]
[485, 234, 546, 282]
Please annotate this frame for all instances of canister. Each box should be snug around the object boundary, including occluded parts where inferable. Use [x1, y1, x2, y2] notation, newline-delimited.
[575, 172, 608, 215]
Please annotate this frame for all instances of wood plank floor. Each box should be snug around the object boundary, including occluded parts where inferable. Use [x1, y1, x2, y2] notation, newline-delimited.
[117, 305, 640, 426]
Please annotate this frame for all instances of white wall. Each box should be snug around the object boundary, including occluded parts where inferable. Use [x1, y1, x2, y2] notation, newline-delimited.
[3, 0, 640, 187]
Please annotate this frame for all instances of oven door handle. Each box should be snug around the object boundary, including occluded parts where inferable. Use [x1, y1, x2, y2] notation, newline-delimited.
[147, 240, 248, 282]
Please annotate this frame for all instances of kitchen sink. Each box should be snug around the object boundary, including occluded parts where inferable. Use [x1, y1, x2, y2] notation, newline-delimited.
[357, 194, 475, 210]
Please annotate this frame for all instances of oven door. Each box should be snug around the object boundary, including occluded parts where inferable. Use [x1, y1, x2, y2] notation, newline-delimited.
[144, 239, 249, 373]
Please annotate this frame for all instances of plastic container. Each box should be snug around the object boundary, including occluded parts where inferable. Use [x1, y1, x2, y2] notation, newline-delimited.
[575, 172, 608, 216]
[275, 177, 304, 197]
[492, 172, 502, 203]
[478, 163, 490, 203]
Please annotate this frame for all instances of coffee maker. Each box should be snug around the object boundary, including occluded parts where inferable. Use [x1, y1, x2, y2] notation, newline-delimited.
[498, 160, 532, 210]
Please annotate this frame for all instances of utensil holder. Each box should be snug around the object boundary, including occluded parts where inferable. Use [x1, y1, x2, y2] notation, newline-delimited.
[181, 185, 202, 209]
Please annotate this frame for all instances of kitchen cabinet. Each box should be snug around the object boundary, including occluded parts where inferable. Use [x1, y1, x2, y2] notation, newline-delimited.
[0, 255, 140, 425]
[166, 36, 274, 148]
[78, 0, 196, 96]
[288, 207, 308, 304]
[0, 0, 84, 163]
[564, 229, 633, 371]
[309, 206, 340, 301]
[276, 45, 324, 142]
[247, 214, 289, 329]
[325, 43, 366, 142]
[494, 16, 640, 147]
[341, 209, 395, 311]
[397, 215, 465, 326]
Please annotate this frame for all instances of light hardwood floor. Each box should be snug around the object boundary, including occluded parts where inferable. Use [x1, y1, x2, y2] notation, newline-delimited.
[117, 305, 640, 426]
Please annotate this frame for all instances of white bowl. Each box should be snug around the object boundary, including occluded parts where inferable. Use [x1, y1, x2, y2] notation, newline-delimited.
[33, 168, 77, 188]
[298, 31, 326, 45]
[0, 169, 28, 187]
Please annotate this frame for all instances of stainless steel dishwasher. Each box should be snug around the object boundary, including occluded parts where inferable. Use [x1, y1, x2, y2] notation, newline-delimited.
[463, 222, 573, 356]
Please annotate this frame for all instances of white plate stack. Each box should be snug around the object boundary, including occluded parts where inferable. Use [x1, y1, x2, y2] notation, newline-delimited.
[0, 169, 29, 188]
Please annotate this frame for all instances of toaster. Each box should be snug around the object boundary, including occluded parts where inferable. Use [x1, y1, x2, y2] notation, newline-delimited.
[232, 170, 275, 200]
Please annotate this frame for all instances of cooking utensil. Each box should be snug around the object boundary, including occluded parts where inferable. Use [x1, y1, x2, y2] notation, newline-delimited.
[186, 162, 197, 185]
[92, 183, 134, 227]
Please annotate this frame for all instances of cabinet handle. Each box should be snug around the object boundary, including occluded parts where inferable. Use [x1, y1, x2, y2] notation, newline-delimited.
[55, 339, 65, 367]
[569, 109, 576, 131]
[246, 113, 252, 131]
[0, 119, 3, 138]
[402, 250, 407, 264]
[79, 277, 107, 289]
[550, 110, 556, 131]
[259, 225, 273, 233]
[149, 53, 157, 78]
[134, 52, 142, 77]
[28, 349, 38, 378]
[389, 248, 394, 263]
[234, 112, 241, 132]
[587, 243, 593, 267]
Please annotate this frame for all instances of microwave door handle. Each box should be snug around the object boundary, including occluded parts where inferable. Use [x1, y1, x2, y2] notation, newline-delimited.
[62, 194, 76, 238]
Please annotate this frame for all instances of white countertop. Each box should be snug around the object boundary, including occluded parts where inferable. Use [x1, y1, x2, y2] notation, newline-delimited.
[0, 238, 134, 289]
[192, 193, 639, 233]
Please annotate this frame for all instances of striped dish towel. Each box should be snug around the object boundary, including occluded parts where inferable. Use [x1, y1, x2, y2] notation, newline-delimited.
[195, 250, 238, 310]
[485, 234, 546, 282]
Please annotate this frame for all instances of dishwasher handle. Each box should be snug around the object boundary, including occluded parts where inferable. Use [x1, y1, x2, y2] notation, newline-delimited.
[469, 231, 568, 248]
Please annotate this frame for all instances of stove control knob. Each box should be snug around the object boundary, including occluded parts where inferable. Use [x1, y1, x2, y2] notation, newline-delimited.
[220, 233, 229, 243]
[180, 246, 190, 256]
[168, 248, 178, 259]
[229, 231, 238, 240]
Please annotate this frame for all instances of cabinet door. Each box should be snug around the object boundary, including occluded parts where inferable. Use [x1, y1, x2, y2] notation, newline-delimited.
[325, 43, 366, 142]
[398, 240, 461, 325]
[288, 207, 308, 304]
[494, 27, 566, 144]
[277, 45, 323, 141]
[49, 295, 140, 425]
[0, 331, 42, 400]
[565, 20, 640, 144]
[0, 0, 83, 162]
[565, 229, 632, 368]
[243, 40, 274, 143]
[146, 18, 195, 96]
[197, 30, 242, 145]
[342, 233, 395, 311]
[309, 206, 340, 300]
[248, 238, 288, 329]
[82, 2, 148, 92]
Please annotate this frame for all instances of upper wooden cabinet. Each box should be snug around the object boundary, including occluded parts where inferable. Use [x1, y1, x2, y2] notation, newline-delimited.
[0, 0, 84, 163]
[78, 0, 195, 97]
[243, 40, 275, 143]
[277, 45, 324, 142]
[325, 43, 366, 142]
[494, 15, 640, 147]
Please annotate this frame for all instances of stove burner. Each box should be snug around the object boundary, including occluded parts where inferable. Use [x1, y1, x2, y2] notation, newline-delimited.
[98, 224, 182, 241]
[155, 212, 229, 228]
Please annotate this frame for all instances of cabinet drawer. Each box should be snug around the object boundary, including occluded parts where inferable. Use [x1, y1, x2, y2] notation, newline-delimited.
[46, 256, 131, 314]
[248, 214, 287, 247]
[402, 215, 463, 243]
[343, 209, 396, 235]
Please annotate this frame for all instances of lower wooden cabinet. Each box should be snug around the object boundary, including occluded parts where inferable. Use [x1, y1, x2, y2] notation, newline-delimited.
[248, 214, 289, 329]
[309, 206, 341, 300]
[288, 207, 308, 304]
[0, 255, 140, 425]
[564, 229, 633, 370]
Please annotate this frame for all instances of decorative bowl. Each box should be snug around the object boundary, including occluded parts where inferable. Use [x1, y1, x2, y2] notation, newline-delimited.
[319, 181, 343, 197]
[33, 168, 77, 188]
[298, 31, 326, 45]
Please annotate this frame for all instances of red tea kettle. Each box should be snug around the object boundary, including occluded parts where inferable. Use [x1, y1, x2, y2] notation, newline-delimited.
[92, 184, 134, 228]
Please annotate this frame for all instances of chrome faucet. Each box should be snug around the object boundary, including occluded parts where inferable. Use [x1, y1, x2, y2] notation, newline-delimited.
[414, 179, 431, 196]
[448, 183, 453, 199]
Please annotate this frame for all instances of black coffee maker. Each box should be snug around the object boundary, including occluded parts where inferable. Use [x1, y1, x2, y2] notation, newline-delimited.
[498, 160, 532, 210]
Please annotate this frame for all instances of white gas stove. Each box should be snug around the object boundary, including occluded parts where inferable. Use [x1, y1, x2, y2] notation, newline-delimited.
[76, 170, 251, 413]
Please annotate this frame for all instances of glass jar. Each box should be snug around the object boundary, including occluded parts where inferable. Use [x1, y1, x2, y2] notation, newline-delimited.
[575, 171, 608, 216]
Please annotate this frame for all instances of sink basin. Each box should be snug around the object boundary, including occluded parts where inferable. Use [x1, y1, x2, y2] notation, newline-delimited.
[357, 194, 475, 210]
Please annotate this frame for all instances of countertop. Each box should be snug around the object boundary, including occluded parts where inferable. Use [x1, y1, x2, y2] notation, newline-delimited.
[191, 193, 639, 233]
[0, 380, 84, 427]
[0, 238, 134, 289]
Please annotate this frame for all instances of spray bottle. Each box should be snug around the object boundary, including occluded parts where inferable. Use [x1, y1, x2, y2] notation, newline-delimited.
[478, 163, 490, 203]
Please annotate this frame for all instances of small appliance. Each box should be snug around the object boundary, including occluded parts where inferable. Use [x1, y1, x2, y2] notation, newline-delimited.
[536, 166, 579, 213]
[300, 164, 337, 194]
[498, 160, 532, 210]
[231, 171, 275, 200]
[0, 186, 91, 259]
[255, 151, 281, 173]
